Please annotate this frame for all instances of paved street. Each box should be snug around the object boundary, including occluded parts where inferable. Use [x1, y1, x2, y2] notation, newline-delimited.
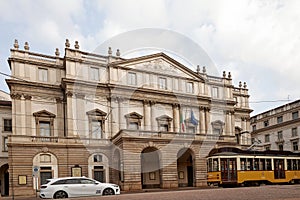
[5, 185, 300, 200]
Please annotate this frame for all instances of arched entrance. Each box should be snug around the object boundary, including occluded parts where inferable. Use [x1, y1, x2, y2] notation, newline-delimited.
[141, 147, 161, 189]
[177, 148, 194, 187]
[88, 153, 109, 183]
[0, 164, 9, 196]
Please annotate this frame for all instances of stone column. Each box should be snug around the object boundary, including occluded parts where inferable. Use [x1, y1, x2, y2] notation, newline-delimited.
[119, 98, 126, 130]
[144, 100, 151, 131]
[56, 97, 64, 137]
[151, 101, 156, 131]
[111, 97, 119, 137]
[231, 111, 235, 136]
[200, 107, 205, 134]
[75, 93, 85, 138]
[66, 91, 74, 136]
[11, 93, 21, 135]
[172, 104, 179, 132]
[205, 107, 210, 134]
[24, 95, 32, 136]
[20, 95, 26, 135]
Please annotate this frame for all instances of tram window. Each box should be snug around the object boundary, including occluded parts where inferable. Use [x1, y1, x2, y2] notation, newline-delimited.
[247, 158, 253, 170]
[287, 159, 292, 170]
[259, 159, 266, 170]
[213, 159, 219, 171]
[207, 159, 212, 172]
[254, 158, 259, 170]
[298, 160, 300, 170]
[293, 160, 298, 170]
[240, 158, 246, 170]
[266, 159, 272, 170]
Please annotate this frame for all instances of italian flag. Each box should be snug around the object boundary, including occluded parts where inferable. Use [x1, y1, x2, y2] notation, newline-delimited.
[180, 112, 185, 132]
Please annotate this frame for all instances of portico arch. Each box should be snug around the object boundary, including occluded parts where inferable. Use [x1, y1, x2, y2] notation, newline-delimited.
[177, 148, 195, 187]
[141, 147, 161, 189]
[0, 163, 9, 196]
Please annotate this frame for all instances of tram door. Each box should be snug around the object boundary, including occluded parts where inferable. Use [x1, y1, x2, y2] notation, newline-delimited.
[221, 158, 237, 183]
[274, 159, 285, 179]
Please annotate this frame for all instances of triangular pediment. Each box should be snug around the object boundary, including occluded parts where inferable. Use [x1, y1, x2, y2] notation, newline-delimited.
[33, 110, 56, 118]
[86, 109, 107, 116]
[112, 53, 204, 81]
[125, 112, 143, 119]
[156, 115, 172, 121]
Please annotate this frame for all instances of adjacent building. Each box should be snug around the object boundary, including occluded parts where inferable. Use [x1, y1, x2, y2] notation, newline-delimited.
[5, 39, 252, 196]
[251, 100, 300, 152]
[0, 90, 11, 196]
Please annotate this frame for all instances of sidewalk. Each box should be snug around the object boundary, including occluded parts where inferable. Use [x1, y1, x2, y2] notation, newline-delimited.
[1, 186, 216, 199]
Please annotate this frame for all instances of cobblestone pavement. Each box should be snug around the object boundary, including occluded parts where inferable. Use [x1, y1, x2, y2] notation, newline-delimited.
[3, 185, 300, 200]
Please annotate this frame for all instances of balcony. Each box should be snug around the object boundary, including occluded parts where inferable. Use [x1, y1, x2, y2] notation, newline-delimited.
[8, 135, 111, 147]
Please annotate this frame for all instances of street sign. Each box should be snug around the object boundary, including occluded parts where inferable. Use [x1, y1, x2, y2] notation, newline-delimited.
[32, 166, 39, 177]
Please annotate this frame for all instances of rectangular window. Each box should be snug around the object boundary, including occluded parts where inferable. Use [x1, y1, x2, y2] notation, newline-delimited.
[292, 128, 298, 137]
[39, 121, 51, 137]
[93, 154, 103, 162]
[278, 144, 284, 151]
[213, 128, 221, 135]
[265, 134, 270, 143]
[292, 111, 299, 120]
[159, 124, 169, 132]
[252, 125, 256, 131]
[3, 137, 8, 152]
[265, 145, 270, 151]
[3, 119, 12, 132]
[128, 122, 139, 130]
[264, 120, 269, 127]
[277, 116, 283, 123]
[293, 141, 298, 151]
[90, 67, 99, 81]
[186, 82, 194, 93]
[277, 131, 283, 140]
[38, 68, 48, 82]
[212, 87, 219, 98]
[91, 120, 102, 139]
[128, 72, 137, 85]
[234, 97, 238, 106]
[158, 77, 167, 90]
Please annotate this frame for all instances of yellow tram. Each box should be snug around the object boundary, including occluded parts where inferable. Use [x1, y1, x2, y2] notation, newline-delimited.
[207, 147, 300, 186]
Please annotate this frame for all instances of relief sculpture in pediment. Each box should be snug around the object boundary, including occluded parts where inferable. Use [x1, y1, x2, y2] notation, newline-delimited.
[135, 58, 184, 76]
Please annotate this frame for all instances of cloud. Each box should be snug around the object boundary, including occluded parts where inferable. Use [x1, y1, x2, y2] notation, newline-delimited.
[0, 0, 299, 115]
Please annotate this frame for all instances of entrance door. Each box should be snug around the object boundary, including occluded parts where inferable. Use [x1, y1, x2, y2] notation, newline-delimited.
[4, 171, 9, 196]
[40, 171, 52, 185]
[274, 159, 285, 179]
[221, 158, 237, 184]
[94, 170, 105, 182]
[187, 166, 193, 187]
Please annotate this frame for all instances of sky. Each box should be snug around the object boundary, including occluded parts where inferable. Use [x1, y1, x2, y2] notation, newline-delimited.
[0, 0, 299, 116]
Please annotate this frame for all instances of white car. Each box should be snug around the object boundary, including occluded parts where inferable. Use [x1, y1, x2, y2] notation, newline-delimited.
[39, 177, 120, 199]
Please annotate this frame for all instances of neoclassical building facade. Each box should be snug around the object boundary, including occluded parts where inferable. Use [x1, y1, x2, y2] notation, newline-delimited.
[5, 39, 252, 196]
[250, 100, 300, 151]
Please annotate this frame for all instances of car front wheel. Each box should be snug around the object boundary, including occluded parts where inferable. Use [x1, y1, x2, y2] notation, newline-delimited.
[54, 190, 68, 199]
[103, 188, 115, 195]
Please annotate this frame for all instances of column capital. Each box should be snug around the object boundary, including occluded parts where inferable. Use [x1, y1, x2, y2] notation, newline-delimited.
[56, 97, 63, 103]
[23, 94, 32, 100]
[66, 91, 73, 97]
[75, 93, 85, 99]
[10, 93, 21, 100]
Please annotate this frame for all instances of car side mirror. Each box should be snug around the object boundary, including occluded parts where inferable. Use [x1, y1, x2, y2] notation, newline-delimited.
[95, 182, 99, 185]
